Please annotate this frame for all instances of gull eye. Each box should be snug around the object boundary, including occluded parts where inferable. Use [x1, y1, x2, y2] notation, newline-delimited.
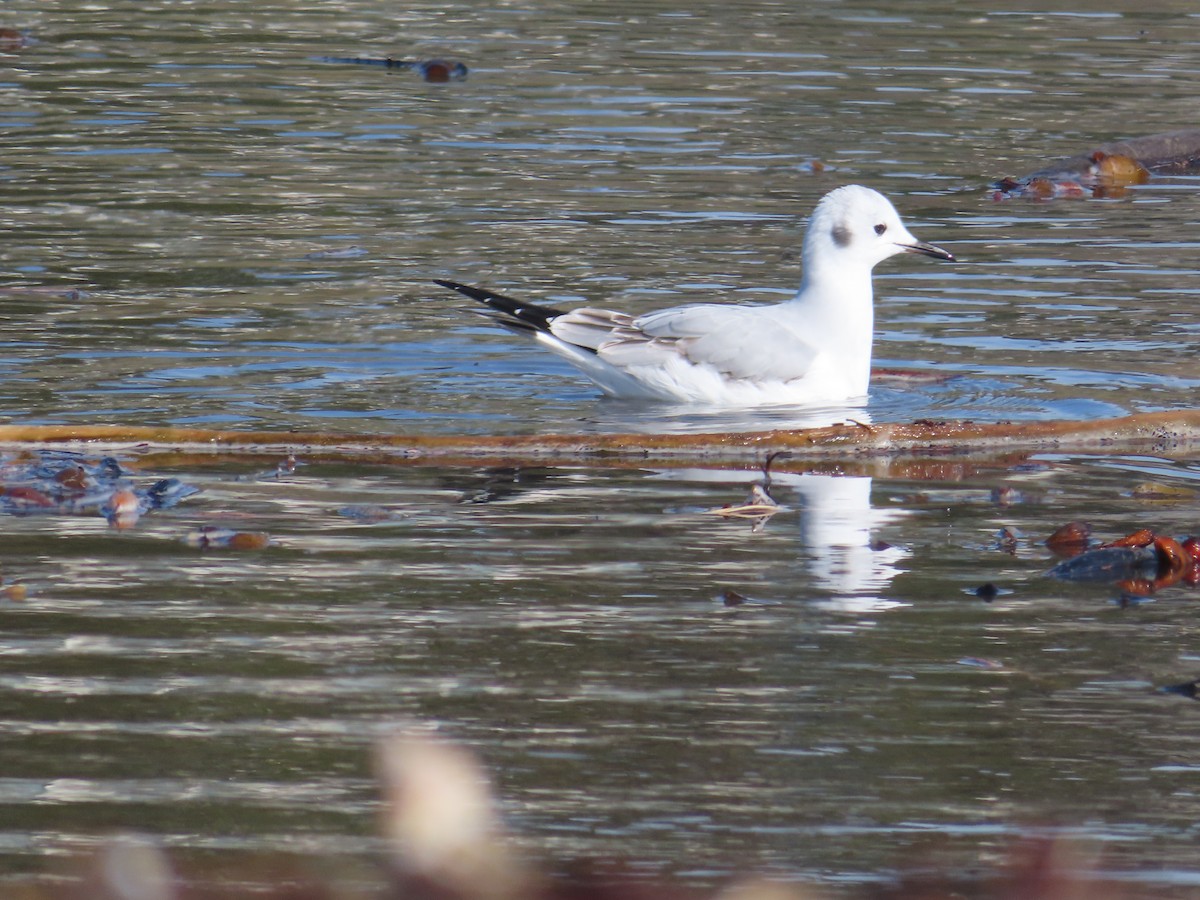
[874, 223, 887, 236]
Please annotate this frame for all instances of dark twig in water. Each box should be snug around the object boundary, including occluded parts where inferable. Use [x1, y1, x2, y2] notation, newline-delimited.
[760, 450, 789, 500]
[316, 55, 468, 82]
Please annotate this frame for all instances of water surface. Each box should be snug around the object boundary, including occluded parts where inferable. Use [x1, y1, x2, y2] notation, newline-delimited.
[4, 0, 1200, 893]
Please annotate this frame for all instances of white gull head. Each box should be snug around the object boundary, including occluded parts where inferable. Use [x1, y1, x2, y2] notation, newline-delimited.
[783, 185, 954, 402]
[802, 184, 953, 278]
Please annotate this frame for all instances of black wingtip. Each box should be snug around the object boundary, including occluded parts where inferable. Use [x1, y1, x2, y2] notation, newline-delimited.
[433, 278, 495, 302]
[433, 279, 566, 333]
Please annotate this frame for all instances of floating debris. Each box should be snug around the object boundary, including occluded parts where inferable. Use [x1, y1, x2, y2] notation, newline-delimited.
[0, 450, 199, 528]
[719, 588, 747, 607]
[704, 453, 788, 534]
[0, 27, 31, 52]
[957, 656, 1005, 670]
[1130, 481, 1195, 502]
[182, 527, 272, 550]
[449, 466, 549, 504]
[1161, 680, 1200, 700]
[145, 478, 199, 509]
[715, 588, 782, 609]
[993, 153, 1148, 201]
[1046, 526, 1200, 595]
[973, 582, 999, 602]
[1045, 521, 1091, 557]
[3, 485, 55, 510]
[317, 55, 468, 82]
[1048, 545, 1159, 584]
[715, 588, 780, 608]
[337, 505, 407, 523]
[1099, 527, 1157, 549]
[1115, 592, 1153, 609]
[995, 526, 1020, 554]
[994, 129, 1200, 200]
[244, 454, 302, 481]
[704, 483, 781, 519]
[102, 487, 142, 530]
[870, 367, 956, 385]
[990, 486, 1024, 507]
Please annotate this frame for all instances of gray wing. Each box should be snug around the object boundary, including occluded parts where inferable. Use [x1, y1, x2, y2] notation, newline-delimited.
[561, 304, 819, 382]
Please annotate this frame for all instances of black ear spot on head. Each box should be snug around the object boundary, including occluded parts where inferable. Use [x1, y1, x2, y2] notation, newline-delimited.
[831, 223, 852, 247]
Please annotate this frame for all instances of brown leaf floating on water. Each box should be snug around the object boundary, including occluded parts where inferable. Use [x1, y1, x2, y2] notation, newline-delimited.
[1098, 528, 1156, 549]
[227, 531, 271, 550]
[1045, 521, 1090, 557]
[53, 465, 90, 492]
[183, 527, 272, 550]
[3, 485, 55, 508]
[1153, 535, 1188, 575]
[1089, 150, 1150, 187]
[1183, 538, 1200, 586]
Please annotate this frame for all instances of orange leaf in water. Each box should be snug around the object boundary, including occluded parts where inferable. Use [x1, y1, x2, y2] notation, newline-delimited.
[1099, 528, 1156, 549]
[1182, 537, 1200, 586]
[3, 486, 54, 507]
[54, 466, 89, 491]
[1154, 536, 1189, 580]
[227, 532, 271, 551]
[1089, 150, 1150, 186]
[1045, 521, 1090, 557]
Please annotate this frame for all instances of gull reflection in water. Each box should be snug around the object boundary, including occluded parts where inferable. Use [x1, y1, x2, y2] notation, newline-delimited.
[790, 472, 908, 612]
[671, 465, 908, 614]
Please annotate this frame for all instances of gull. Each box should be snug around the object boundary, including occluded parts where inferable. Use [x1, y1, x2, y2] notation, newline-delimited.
[435, 184, 953, 406]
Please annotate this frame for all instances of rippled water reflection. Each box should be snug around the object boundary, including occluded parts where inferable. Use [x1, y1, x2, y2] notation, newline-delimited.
[4, 0, 1200, 433]
[5, 0, 1200, 893]
[6, 450, 1200, 891]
